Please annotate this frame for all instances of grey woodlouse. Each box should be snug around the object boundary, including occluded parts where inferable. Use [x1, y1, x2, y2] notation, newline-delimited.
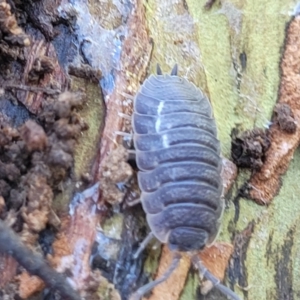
[129, 65, 240, 300]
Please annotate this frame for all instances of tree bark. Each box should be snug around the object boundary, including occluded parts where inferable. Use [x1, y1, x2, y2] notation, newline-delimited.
[0, 0, 299, 300]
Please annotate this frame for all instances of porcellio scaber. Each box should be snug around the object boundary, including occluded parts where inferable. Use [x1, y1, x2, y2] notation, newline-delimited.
[129, 65, 240, 300]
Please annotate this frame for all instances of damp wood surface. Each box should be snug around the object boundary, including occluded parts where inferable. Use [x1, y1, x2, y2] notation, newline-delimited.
[1, 0, 300, 300]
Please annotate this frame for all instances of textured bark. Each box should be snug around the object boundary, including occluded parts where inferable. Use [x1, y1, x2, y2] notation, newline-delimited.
[125, 1, 300, 299]
[1, 0, 299, 300]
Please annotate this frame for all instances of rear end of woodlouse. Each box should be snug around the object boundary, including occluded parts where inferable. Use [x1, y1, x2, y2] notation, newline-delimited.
[130, 65, 240, 300]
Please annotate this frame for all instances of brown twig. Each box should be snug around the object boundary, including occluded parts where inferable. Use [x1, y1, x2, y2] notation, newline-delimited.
[0, 220, 81, 300]
[3, 83, 61, 95]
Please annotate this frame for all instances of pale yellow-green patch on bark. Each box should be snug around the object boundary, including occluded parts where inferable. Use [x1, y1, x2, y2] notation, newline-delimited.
[71, 76, 104, 179]
[244, 148, 300, 299]
[186, 0, 293, 157]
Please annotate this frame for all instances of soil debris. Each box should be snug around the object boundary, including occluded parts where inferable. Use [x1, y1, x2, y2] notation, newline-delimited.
[20, 120, 48, 152]
[273, 103, 297, 134]
[0, 90, 88, 296]
[100, 146, 133, 205]
[68, 64, 102, 83]
[28, 56, 56, 82]
[0, 0, 30, 47]
[231, 128, 271, 170]
[249, 16, 300, 204]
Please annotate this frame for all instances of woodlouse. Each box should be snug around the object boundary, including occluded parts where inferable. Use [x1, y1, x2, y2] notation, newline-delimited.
[129, 65, 240, 300]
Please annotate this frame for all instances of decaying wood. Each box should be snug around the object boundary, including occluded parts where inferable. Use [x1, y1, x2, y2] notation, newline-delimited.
[96, 2, 153, 164]
[249, 16, 300, 204]
[17, 39, 68, 114]
[52, 0, 153, 297]
[148, 248, 191, 300]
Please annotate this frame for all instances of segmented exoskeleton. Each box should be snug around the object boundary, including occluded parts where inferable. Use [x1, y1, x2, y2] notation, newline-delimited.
[130, 65, 240, 300]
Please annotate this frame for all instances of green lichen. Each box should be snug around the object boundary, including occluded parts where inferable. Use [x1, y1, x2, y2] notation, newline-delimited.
[186, 0, 291, 157]
[71, 76, 104, 179]
[244, 149, 300, 299]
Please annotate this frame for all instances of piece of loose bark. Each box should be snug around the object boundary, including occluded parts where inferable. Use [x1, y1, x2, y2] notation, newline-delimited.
[148, 247, 191, 300]
[249, 16, 300, 205]
[199, 243, 234, 295]
[148, 243, 234, 300]
[15, 39, 68, 114]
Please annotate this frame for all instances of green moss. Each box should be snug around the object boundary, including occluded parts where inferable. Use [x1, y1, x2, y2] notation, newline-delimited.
[102, 213, 124, 240]
[71, 76, 104, 178]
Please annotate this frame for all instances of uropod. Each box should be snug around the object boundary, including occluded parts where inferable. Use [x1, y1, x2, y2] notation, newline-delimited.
[129, 65, 240, 300]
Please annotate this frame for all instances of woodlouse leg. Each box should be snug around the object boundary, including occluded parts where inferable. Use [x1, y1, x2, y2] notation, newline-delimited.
[192, 255, 241, 300]
[127, 149, 136, 160]
[126, 197, 141, 207]
[156, 63, 163, 75]
[114, 131, 133, 149]
[129, 252, 181, 300]
[133, 232, 155, 259]
[170, 64, 178, 76]
[117, 112, 132, 120]
[114, 131, 133, 138]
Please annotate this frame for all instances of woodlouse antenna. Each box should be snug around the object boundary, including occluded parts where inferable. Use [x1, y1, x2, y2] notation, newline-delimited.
[114, 131, 133, 138]
[156, 63, 163, 75]
[133, 232, 155, 259]
[192, 254, 241, 300]
[170, 64, 178, 76]
[130, 252, 182, 300]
